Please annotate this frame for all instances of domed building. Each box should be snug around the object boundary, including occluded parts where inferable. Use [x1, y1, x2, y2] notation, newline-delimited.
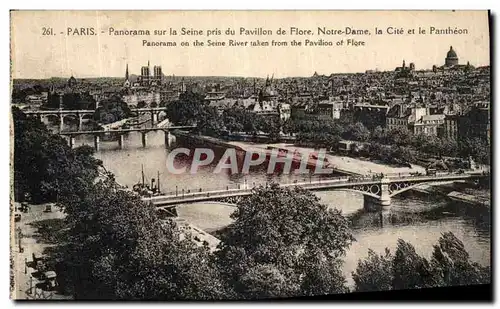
[67, 75, 77, 88]
[445, 46, 459, 67]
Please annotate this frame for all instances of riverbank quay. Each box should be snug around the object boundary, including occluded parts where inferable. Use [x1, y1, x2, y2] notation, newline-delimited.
[447, 191, 490, 208]
[173, 131, 427, 177]
[262, 142, 428, 176]
[171, 217, 221, 252]
[174, 131, 358, 176]
[399, 179, 490, 210]
[11, 202, 71, 300]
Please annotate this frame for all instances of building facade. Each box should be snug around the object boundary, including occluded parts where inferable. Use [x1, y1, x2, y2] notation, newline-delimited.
[443, 114, 460, 139]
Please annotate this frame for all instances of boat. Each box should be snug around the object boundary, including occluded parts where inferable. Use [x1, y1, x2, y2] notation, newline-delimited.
[132, 165, 163, 197]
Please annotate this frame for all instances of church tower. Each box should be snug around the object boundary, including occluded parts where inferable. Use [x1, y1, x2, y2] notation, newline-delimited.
[123, 63, 131, 88]
[180, 78, 187, 93]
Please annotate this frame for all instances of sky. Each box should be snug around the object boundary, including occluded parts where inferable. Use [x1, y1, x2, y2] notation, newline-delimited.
[10, 10, 490, 79]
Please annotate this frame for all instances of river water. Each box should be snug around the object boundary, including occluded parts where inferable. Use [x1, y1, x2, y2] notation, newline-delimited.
[67, 127, 491, 285]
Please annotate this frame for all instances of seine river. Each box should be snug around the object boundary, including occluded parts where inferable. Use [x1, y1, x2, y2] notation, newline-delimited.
[68, 128, 490, 285]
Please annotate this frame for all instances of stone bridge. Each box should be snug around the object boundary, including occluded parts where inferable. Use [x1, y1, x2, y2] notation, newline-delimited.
[130, 107, 167, 125]
[24, 109, 95, 131]
[59, 126, 196, 150]
[23, 107, 168, 131]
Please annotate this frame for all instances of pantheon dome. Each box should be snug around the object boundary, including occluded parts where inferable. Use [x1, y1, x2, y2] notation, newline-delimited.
[445, 46, 459, 67]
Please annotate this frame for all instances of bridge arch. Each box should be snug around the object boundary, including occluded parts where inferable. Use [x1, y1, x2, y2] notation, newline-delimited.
[43, 114, 60, 124]
[61, 114, 79, 124]
[80, 113, 94, 121]
[337, 189, 381, 200]
[197, 201, 238, 207]
[388, 180, 467, 198]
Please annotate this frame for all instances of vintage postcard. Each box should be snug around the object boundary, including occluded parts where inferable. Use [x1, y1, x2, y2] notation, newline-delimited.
[10, 10, 491, 300]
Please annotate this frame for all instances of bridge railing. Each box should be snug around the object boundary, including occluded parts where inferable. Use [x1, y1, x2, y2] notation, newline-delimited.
[145, 176, 390, 203]
[146, 186, 255, 203]
[144, 170, 486, 203]
[145, 176, 349, 200]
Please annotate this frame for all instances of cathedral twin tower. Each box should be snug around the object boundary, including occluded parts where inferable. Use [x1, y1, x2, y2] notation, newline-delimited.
[124, 61, 162, 87]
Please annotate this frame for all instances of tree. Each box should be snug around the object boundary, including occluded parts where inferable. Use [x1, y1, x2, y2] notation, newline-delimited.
[281, 118, 296, 135]
[59, 177, 227, 300]
[392, 239, 435, 290]
[216, 184, 353, 298]
[459, 137, 490, 165]
[352, 232, 491, 293]
[78, 92, 97, 110]
[12, 107, 101, 203]
[300, 249, 349, 296]
[14, 106, 228, 300]
[430, 232, 490, 286]
[166, 91, 205, 126]
[44, 92, 97, 110]
[440, 138, 459, 158]
[352, 249, 393, 292]
[222, 108, 246, 133]
[393, 146, 415, 164]
[165, 91, 224, 136]
[197, 105, 224, 137]
[371, 126, 386, 143]
[62, 93, 82, 110]
[344, 122, 370, 142]
[386, 127, 412, 146]
[93, 95, 132, 124]
[238, 264, 297, 299]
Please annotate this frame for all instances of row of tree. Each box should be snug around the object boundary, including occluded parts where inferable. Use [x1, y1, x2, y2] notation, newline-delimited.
[163, 91, 489, 165]
[46, 92, 97, 110]
[13, 106, 490, 299]
[12, 85, 48, 103]
[166, 91, 282, 138]
[12, 107, 101, 203]
[285, 116, 489, 165]
[352, 233, 490, 291]
[93, 95, 133, 124]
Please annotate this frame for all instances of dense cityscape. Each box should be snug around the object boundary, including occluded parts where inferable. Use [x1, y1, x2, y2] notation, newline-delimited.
[13, 46, 490, 153]
[11, 45, 491, 300]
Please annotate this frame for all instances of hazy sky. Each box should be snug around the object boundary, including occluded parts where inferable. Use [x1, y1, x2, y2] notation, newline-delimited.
[11, 10, 490, 79]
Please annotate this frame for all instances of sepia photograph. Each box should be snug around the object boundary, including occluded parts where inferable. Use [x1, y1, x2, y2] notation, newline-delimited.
[9, 10, 491, 301]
